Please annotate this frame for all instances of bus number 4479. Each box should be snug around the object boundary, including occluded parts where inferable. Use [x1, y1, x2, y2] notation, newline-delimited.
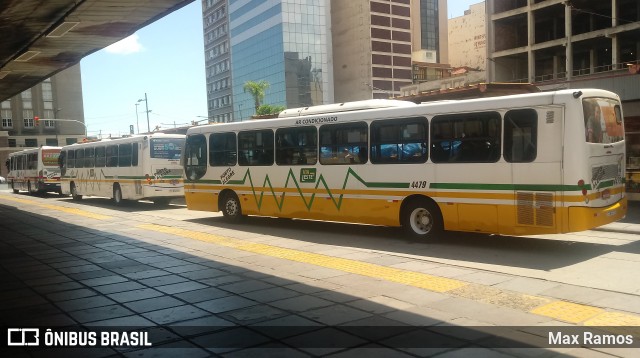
[410, 181, 427, 189]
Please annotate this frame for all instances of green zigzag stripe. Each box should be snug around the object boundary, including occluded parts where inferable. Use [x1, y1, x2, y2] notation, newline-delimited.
[209, 167, 409, 211]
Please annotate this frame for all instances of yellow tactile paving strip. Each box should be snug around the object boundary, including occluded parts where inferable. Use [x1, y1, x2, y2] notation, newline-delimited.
[139, 223, 640, 328]
[0, 196, 112, 220]
[1, 194, 639, 329]
[531, 301, 604, 323]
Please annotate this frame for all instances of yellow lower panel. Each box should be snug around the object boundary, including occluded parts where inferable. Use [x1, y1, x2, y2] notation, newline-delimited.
[458, 204, 498, 233]
[240, 194, 401, 227]
[568, 197, 627, 232]
[185, 191, 626, 236]
[185, 191, 218, 212]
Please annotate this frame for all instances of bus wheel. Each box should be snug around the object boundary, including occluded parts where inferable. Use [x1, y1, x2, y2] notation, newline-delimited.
[113, 184, 125, 206]
[401, 199, 443, 240]
[71, 182, 83, 201]
[221, 192, 243, 221]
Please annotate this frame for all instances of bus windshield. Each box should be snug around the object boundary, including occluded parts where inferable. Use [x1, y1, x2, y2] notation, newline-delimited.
[150, 138, 184, 160]
[583, 97, 624, 144]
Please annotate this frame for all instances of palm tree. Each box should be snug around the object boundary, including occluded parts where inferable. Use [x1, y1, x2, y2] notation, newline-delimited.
[243, 80, 270, 111]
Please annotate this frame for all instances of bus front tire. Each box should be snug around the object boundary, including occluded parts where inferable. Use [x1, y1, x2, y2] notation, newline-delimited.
[113, 184, 124, 206]
[71, 183, 83, 201]
[401, 199, 443, 240]
[221, 193, 243, 221]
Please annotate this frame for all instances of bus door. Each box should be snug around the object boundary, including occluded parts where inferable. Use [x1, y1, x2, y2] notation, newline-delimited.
[505, 108, 562, 234]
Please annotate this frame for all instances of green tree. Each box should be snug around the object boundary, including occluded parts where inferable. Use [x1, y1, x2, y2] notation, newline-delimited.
[243, 80, 270, 111]
[256, 104, 286, 116]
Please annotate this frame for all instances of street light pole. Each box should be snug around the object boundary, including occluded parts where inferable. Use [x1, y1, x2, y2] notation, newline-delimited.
[138, 93, 150, 133]
[135, 103, 140, 134]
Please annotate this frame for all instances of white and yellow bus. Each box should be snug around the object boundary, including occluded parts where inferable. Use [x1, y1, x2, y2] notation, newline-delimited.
[183, 89, 626, 238]
[7, 146, 62, 195]
[60, 134, 185, 205]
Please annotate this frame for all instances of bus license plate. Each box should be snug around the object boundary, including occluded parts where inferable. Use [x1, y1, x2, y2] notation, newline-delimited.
[606, 210, 617, 217]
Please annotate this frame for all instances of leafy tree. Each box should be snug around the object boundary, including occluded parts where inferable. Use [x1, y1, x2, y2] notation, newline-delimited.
[256, 104, 286, 116]
[243, 80, 270, 111]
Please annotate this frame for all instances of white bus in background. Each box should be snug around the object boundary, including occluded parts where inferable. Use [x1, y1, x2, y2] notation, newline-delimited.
[7, 146, 62, 195]
[60, 134, 185, 205]
[183, 89, 626, 239]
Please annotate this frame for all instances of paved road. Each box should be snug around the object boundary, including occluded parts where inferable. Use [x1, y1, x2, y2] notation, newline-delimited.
[1, 189, 640, 357]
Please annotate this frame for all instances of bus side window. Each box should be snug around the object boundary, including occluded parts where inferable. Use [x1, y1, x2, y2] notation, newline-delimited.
[95, 146, 106, 167]
[238, 130, 274, 166]
[319, 122, 367, 165]
[85, 147, 95, 168]
[504, 109, 538, 163]
[106, 145, 118, 167]
[67, 150, 75, 168]
[132, 143, 139, 166]
[210, 132, 237, 166]
[431, 112, 501, 163]
[275, 126, 317, 166]
[370, 117, 427, 164]
[75, 149, 85, 168]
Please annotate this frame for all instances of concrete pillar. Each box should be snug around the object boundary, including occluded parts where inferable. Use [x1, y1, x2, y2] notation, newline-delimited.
[528, 6, 535, 82]
[565, 2, 572, 81]
[486, 0, 495, 82]
[611, 0, 619, 68]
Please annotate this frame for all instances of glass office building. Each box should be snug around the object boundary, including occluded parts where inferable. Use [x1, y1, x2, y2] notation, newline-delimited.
[229, 0, 333, 120]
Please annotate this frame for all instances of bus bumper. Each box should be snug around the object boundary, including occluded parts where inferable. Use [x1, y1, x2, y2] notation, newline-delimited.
[568, 197, 627, 232]
[37, 180, 61, 192]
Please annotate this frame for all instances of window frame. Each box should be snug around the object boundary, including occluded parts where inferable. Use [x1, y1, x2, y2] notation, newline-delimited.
[238, 129, 274, 166]
[209, 132, 237, 167]
[430, 112, 502, 164]
[504, 109, 538, 163]
[275, 126, 318, 166]
[370, 117, 428, 164]
[319, 122, 368, 165]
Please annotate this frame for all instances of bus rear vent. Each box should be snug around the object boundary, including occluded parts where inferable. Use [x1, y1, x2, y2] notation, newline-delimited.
[517, 192, 554, 227]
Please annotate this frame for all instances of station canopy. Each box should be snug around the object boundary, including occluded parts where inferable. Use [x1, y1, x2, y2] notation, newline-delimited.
[0, 0, 191, 102]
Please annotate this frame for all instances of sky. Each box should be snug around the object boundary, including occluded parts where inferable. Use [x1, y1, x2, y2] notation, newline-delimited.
[80, 0, 484, 138]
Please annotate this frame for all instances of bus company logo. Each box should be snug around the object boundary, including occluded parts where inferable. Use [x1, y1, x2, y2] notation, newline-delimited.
[7, 328, 39, 346]
[300, 168, 316, 183]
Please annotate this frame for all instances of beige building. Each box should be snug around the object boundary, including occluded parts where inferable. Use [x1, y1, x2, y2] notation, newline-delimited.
[0, 64, 85, 177]
[332, 0, 450, 101]
[332, 0, 414, 101]
[448, 1, 486, 70]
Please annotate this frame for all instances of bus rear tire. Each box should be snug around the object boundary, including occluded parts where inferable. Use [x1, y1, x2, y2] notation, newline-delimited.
[113, 184, 125, 206]
[221, 192, 243, 221]
[401, 199, 443, 240]
[71, 182, 83, 201]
